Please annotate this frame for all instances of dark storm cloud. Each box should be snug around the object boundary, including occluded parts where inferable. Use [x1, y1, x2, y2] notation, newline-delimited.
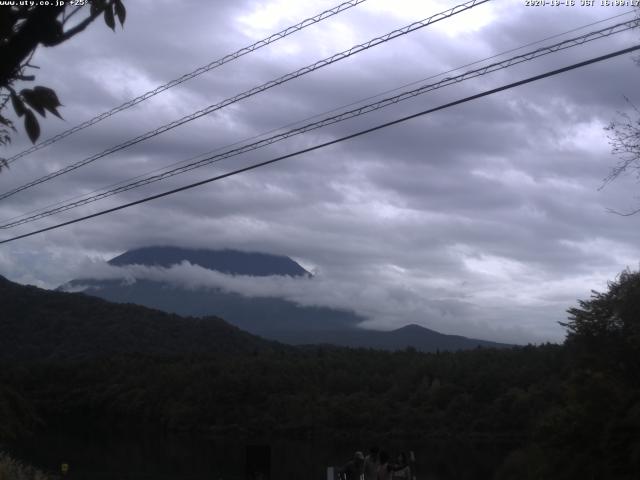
[1, 0, 639, 343]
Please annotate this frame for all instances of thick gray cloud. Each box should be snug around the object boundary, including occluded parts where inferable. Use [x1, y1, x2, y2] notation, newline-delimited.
[1, 0, 640, 343]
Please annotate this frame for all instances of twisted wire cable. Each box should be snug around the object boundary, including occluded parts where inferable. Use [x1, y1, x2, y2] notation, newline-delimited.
[4, 9, 632, 227]
[2, 44, 639, 246]
[0, 0, 490, 201]
[3, 0, 369, 165]
[2, 16, 636, 229]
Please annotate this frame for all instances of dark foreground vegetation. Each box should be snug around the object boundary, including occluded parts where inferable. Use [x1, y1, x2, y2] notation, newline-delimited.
[1, 270, 640, 478]
[0, 452, 50, 480]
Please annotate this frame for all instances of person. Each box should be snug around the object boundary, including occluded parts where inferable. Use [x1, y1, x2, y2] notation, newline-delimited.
[363, 446, 380, 480]
[339, 451, 365, 480]
[391, 452, 411, 480]
[377, 451, 392, 480]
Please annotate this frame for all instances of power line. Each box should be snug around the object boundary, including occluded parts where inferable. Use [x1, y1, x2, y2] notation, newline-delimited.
[8, 9, 634, 228]
[2, 17, 637, 229]
[2, 44, 638, 246]
[3, 9, 634, 228]
[2, 0, 369, 165]
[0, 0, 489, 202]
[3, 17, 636, 228]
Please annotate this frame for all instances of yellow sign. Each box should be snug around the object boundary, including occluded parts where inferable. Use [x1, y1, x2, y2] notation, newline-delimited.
[61, 463, 69, 475]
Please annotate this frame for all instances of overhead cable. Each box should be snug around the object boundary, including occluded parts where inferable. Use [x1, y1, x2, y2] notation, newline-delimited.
[2, 0, 370, 165]
[2, 17, 637, 229]
[0, 0, 490, 201]
[1, 44, 638, 246]
[5, 8, 632, 228]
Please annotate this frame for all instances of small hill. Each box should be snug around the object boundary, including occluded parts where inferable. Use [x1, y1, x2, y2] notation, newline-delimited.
[275, 324, 511, 351]
[0, 275, 277, 361]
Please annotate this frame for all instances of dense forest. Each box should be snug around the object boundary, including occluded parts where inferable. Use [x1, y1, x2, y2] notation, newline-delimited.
[1, 270, 640, 478]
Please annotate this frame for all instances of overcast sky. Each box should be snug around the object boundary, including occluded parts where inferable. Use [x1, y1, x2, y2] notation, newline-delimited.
[1, 0, 639, 343]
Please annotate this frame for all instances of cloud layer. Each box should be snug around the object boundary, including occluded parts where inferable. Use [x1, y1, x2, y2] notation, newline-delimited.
[2, 0, 640, 343]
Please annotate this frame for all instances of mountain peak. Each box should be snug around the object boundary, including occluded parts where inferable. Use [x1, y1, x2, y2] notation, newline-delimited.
[108, 246, 311, 277]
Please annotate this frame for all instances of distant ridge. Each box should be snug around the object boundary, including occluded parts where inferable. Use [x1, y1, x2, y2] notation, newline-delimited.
[109, 246, 311, 277]
[1, 275, 277, 361]
[59, 246, 514, 352]
[273, 323, 512, 351]
[61, 278, 365, 335]
[61, 247, 365, 338]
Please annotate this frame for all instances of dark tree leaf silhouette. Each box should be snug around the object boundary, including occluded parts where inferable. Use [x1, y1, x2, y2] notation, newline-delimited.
[23, 109, 39, 144]
[0, 1, 126, 154]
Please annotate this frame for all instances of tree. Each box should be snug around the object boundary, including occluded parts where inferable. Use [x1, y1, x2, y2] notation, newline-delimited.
[561, 268, 640, 385]
[0, 0, 126, 160]
[603, 99, 640, 214]
[563, 268, 640, 339]
[602, 9, 640, 214]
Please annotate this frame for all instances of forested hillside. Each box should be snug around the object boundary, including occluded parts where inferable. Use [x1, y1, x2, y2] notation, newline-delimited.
[2, 270, 640, 478]
[0, 275, 278, 360]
